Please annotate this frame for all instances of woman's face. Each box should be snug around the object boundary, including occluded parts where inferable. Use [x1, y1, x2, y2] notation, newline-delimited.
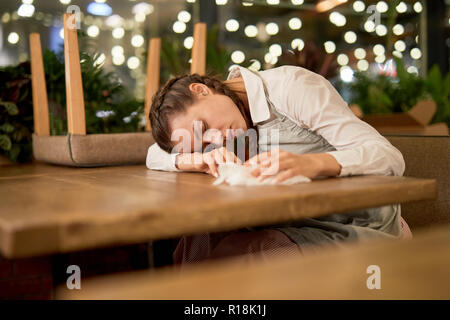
[169, 83, 248, 153]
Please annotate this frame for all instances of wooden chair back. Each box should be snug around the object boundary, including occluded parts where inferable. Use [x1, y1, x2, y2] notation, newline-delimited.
[30, 14, 207, 135]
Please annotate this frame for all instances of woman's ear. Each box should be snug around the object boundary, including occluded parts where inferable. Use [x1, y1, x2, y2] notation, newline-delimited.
[189, 83, 210, 96]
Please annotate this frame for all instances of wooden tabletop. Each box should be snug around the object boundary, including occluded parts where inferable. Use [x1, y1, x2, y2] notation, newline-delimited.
[0, 162, 436, 258]
[56, 225, 450, 300]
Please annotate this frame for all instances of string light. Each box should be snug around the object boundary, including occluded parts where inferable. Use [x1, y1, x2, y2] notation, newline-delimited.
[265, 22, 279, 35]
[291, 38, 304, 51]
[291, 0, 304, 5]
[394, 40, 406, 52]
[375, 24, 388, 36]
[344, 31, 357, 44]
[184, 36, 193, 49]
[269, 44, 282, 57]
[393, 51, 403, 58]
[135, 13, 145, 22]
[267, 0, 280, 5]
[231, 50, 245, 64]
[127, 56, 140, 69]
[340, 66, 354, 82]
[7, 32, 19, 44]
[329, 12, 346, 27]
[87, 25, 100, 37]
[324, 41, 336, 53]
[373, 44, 385, 56]
[131, 34, 144, 47]
[407, 66, 419, 75]
[413, 2, 423, 13]
[248, 59, 261, 71]
[112, 27, 125, 39]
[216, 0, 228, 5]
[173, 21, 186, 33]
[288, 17, 302, 30]
[264, 53, 278, 65]
[354, 48, 366, 59]
[178, 10, 191, 23]
[353, 1, 365, 12]
[94, 53, 106, 66]
[111, 45, 124, 56]
[357, 60, 369, 71]
[244, 25, 258, 37]
[393, 24, 404, 36]
[410, 48, 422, 59]
[396, 1, 407, 13]
[18, 4, 35, 17]
[375, 55, 386, 63]
[337, 54, 349, 66]
[364, 20, 376, 32]
[106, 15, 124, 28]
[376, 1, 388, 13]
[132, 2, 154, 15]
[2, 13, 10, 23]
[225, 19, 239, 32]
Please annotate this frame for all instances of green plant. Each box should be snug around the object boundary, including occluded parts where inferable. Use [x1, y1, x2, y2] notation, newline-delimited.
[345, 57, 450, 127]
[0, 49, 144, 163]
[348, 58, 426, 115]
[424, 64, 450, 125]
[0, 62, 34, 162]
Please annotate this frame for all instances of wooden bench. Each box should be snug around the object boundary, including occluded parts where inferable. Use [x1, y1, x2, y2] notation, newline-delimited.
[53, 136, 450, 300]
[56, 224, 450, 299]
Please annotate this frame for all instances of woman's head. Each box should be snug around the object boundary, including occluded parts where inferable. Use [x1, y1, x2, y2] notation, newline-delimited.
[150, 74, 251, 153]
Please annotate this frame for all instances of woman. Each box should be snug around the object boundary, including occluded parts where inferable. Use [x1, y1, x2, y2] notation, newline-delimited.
[147, 65, 412, 265]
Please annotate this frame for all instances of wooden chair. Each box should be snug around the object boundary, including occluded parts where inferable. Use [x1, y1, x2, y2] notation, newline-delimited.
[30, 13, 207, 166]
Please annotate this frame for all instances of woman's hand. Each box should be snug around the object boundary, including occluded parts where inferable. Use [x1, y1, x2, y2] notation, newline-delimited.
[244, 149, 342, 183]
[175, 147, 242, 177]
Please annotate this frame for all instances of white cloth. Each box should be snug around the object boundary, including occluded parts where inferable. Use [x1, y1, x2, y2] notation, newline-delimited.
[212, 163, 311, 186]
[146, 65, 405, 177]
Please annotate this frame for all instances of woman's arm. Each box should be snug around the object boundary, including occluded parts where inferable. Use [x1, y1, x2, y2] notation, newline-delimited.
[284, 68, 405, 177]
[146, 143, 181, 171]
[146, 143, 241, 177]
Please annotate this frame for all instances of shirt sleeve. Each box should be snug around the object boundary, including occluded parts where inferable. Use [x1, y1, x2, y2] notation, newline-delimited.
[146, 143, 181, 172]
[283, 68, 405, 177]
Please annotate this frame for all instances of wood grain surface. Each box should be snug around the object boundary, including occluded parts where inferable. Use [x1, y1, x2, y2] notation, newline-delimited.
[0, 163, 436, 258]
[29, 33, 50, 136]
[56, 224, 450, 300]
[63, 13, 86, 135]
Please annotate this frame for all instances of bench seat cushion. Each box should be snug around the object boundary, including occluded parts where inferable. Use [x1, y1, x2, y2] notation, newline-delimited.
[32, 132, 154, 167]
[385, 135, 450, 229]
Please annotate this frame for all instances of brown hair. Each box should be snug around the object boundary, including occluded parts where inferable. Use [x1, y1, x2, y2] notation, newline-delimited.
[149, 73, 251, 153]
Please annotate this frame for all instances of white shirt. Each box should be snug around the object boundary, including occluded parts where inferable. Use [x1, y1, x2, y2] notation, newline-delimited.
[146, 65, 405, 177]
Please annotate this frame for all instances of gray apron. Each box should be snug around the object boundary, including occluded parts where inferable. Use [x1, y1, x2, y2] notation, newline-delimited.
[247, 70, 403, 251]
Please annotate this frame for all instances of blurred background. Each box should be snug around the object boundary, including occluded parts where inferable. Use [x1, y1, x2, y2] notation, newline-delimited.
[0, 0, 449, 163]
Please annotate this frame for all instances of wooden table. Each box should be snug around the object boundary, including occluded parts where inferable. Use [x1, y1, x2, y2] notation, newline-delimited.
[56, 225, 450, 300]
[0, 162, 436, 259]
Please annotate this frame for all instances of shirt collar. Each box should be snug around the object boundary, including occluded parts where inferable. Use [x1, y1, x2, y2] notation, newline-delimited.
[226, 66, 271, 124]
